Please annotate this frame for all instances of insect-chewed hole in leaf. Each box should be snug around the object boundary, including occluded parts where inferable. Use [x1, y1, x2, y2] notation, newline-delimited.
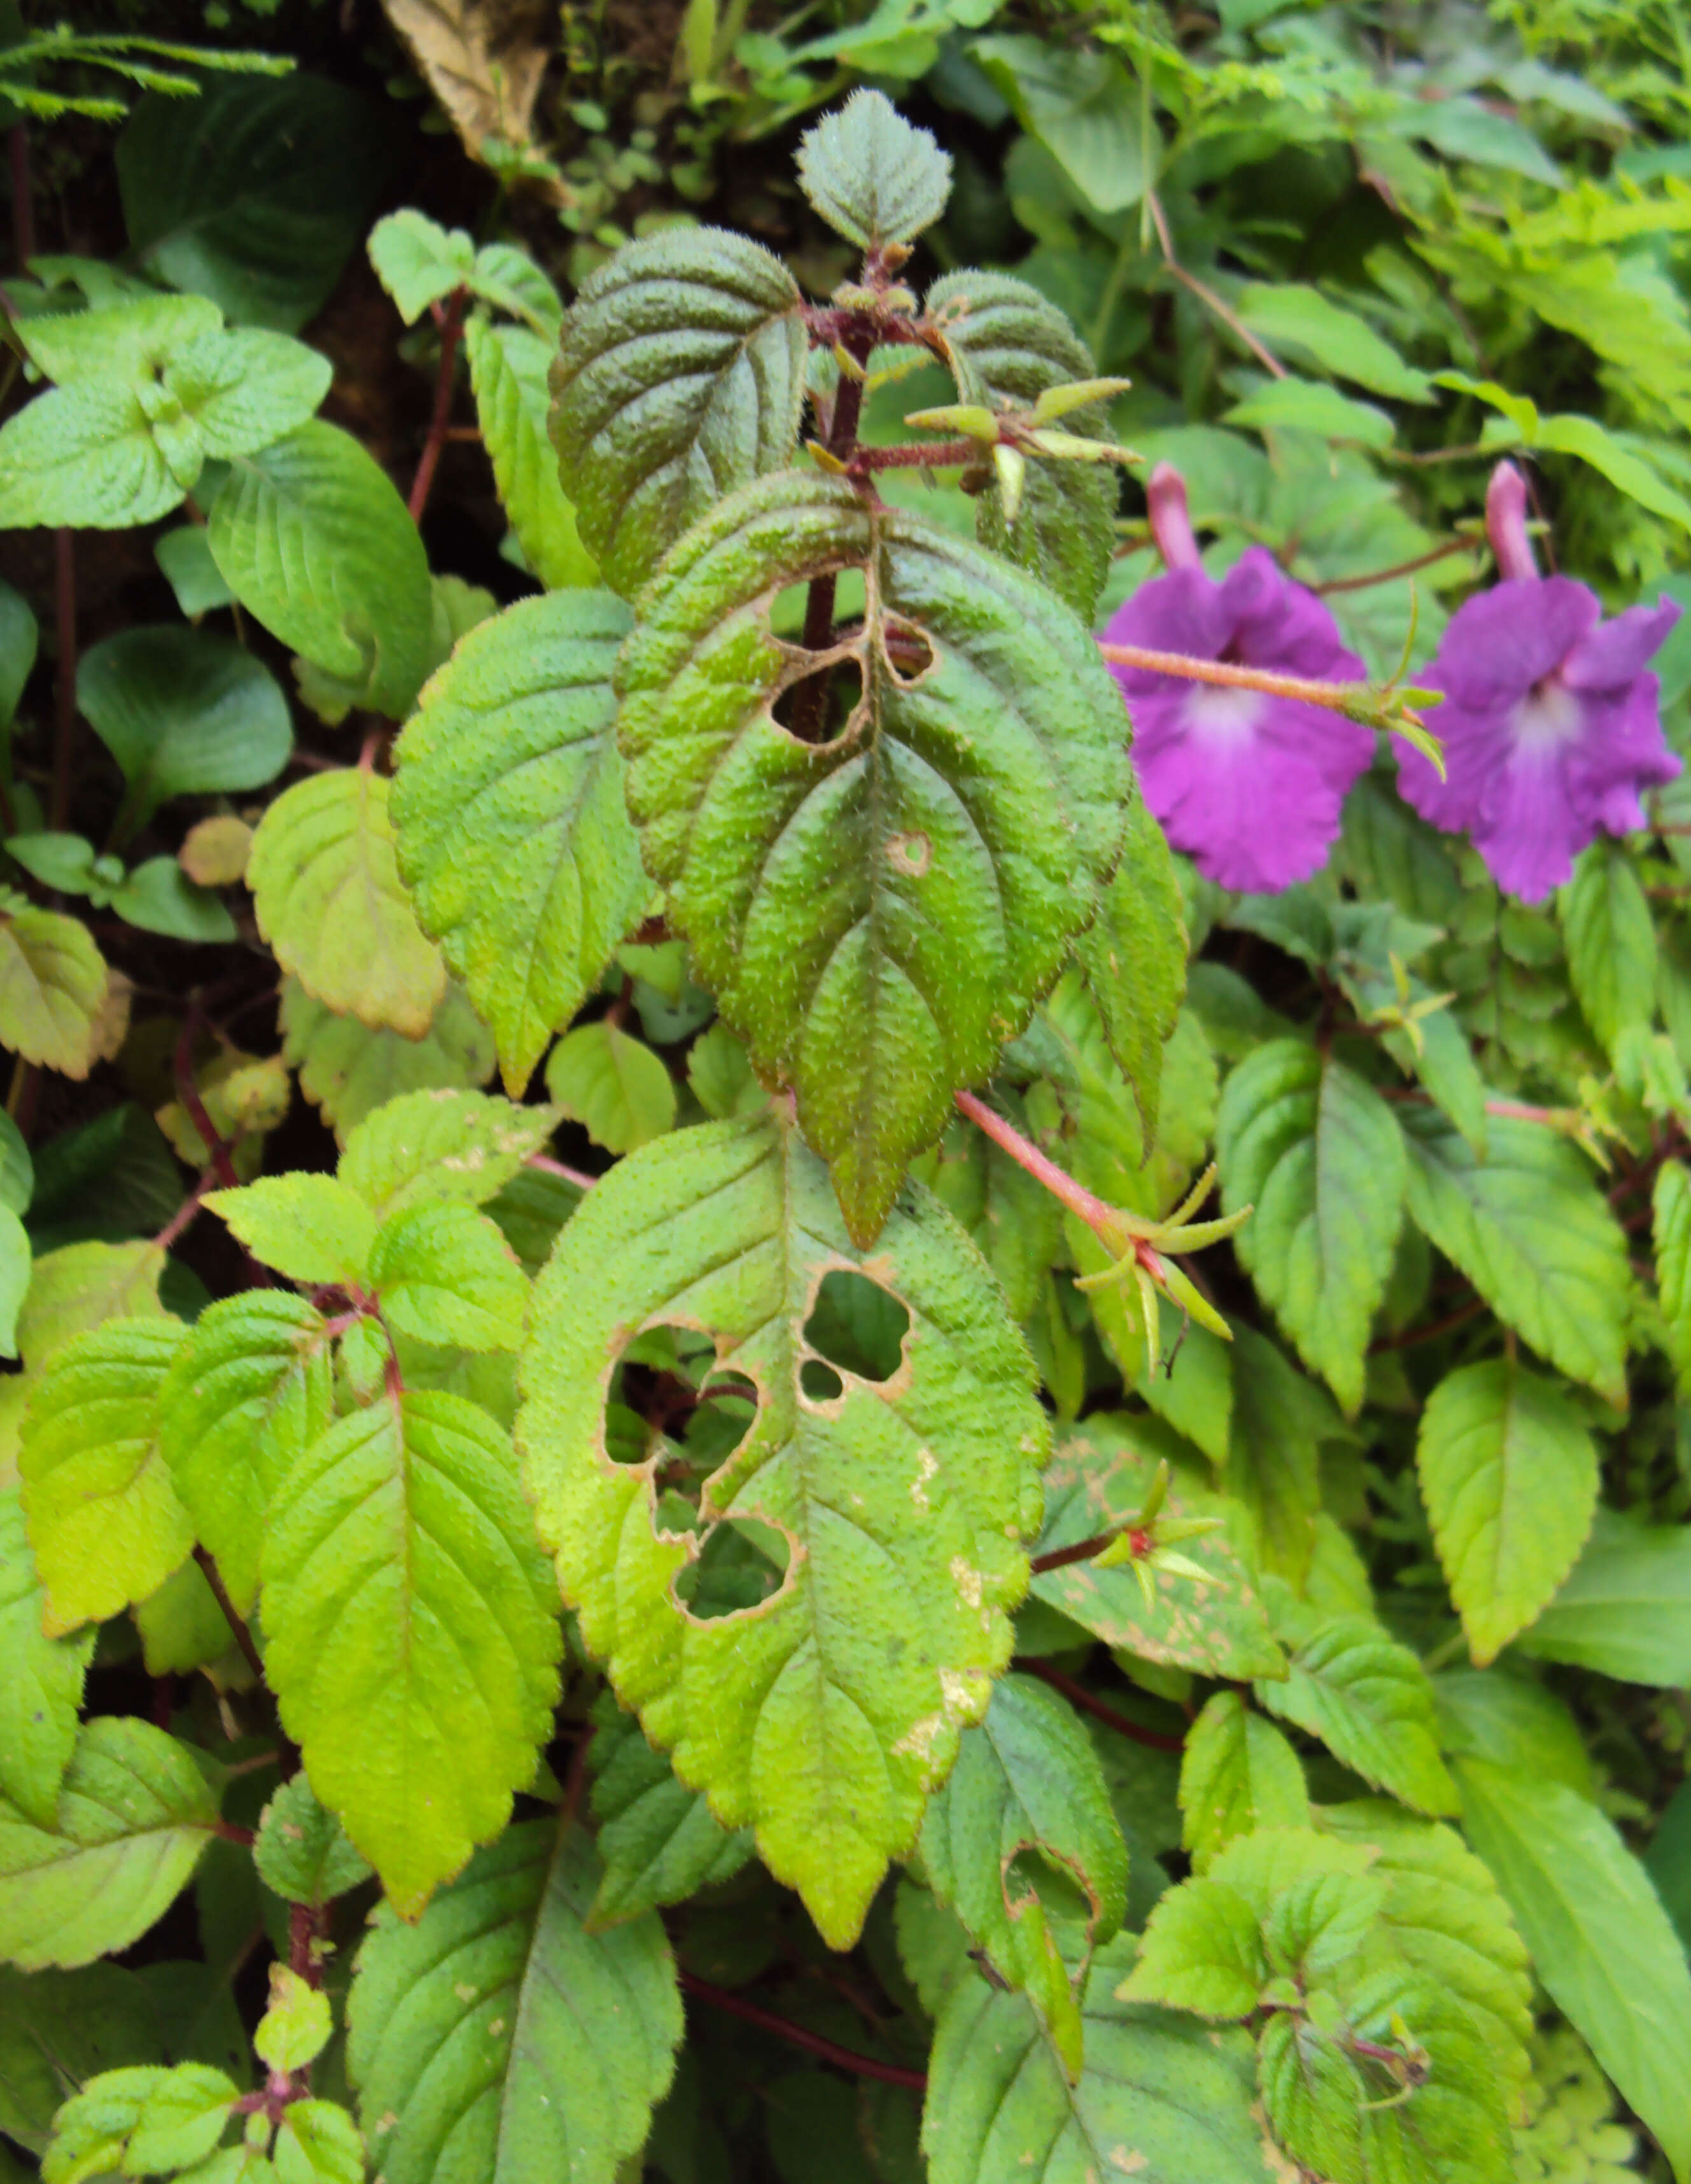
[883, 619, 935, 685]
[802, 1269, 910, 1383]
[676, 1516, 791, 1620]
[1005, 1845, 1093, 1923]
[800, 1357, 844, 1403]
[602, 1324, 756, 1494]
[771, 654, 864, 746]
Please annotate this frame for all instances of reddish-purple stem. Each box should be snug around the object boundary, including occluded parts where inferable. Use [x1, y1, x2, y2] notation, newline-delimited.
[1022, 1658, 1186, 1753]
[678, 1972, 928, 2090]
[408, 289, 468, 524]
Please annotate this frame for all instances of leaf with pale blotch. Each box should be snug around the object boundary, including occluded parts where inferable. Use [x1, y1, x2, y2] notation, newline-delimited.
[924, 1929, 1274, 2184]
[1416, 1357, 1597, 1667]
[0, 1485, 94, 1831]
[545, 1022, 676, 1155]
[249, 770, 446, 1039]
[1218, 1040, 1407, 1415]
[281, 977, 495, 1144]
[1255, 1614, 1459, 1818]
[263, 1389, 561, 1914]
[925, 270, 1118, 624]
[338, 1087, 560, 1219]
[919, 1672, 1127, 2082]
[587, 1695, 752, 1928]
[0, 893, 107, 1081]
[1031, 1417, 1284, 1682]
[347, 1816, 682, 2183]
[548, 228, 807, 599]
[158, 1293, 333, 1618]
[517, 1114, 1047, 1949]
[205, 1175, 376, 1289]
[393, 591, 643, 1094]
[1073, 788, 1185, 1145]
[368, 1200, 528, 1352]
[0, 1718, 218, 1970]
[19, 1320, 191, 1637]
[1179, 1691, 1309, 1875]
[797, 90, 952, 249]
[17, 1242, 166, 1372]
[466, 319, 597, 589]
[616, 470, 1129, 1243]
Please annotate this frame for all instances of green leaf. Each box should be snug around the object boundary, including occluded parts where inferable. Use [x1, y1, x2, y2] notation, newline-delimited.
[587, 1694, 752, 1926]
[0, 892, 107, 1080]
[275, 2101, 363, 2184]
[368, 1200, 528, 1352]
[0, 383, 187, 529]
[204, 1175, 376, 1288]
[0, 1963, 167, 2153]
[924, 1931, 1273, 2184]
[1256, 1615, 1460, 1817]
[1515, 1508, 1691, 1685]
[112, 858, 238, 942]
[925, 269, 1118, 624]
[45, 2061, 239, 2184]
[545, 1023, 677, 1156]
[281, 977, 495, 1144]
[17, 1241, 167, 1371]
[254, 1773, 373, 1907]
[1234, 285, 1435, 403]
[1454, 1757, 1691, 2184]
[1563, 844, 1654, 1060]
[18, 1319, 191, 1636]
[1432, 1666, 1594, 1798]
[928, 1112, 1062, 1326]
[1032, 1418, 1284, 1681]
[1657, 1160, 1691, 1398]
[0, 580, 39, 732]
[248, 769, 447, 1038]
[208, 422, 432, 719]
[549, 228, 808, 598]
[1416, 1357, 1597, 1668]
[393, 589, 644, 1095]
[1179, 1691, 1309, 1875]
[1218, 1042, 1406, 1415]
[158, 1292, 333, 1618]
[155, 522, 235, 616]
[1534, 411, 1691, 533]
[256, 1966, 332, 2074]
[921, 1671, 1127, 2081]
[77, 626, 291, 833]
[16, 295, 224, 384]
[465, 318, 599, 589]
[1071, 790, 1186, 1145]
[1223, 1326, 1333, 1588]
[687, 1022, 767, 1123]
[616, 471, 1129, 1243]
[795, 89, 952, 249]
[1402, 1111, 1630, 1408]
[264, 1388, 561, 1913]
[0, 1718, 218, 1970]
[972, 36, 1153, 214]
[518, 1114, 1047, 1948]
[1222, 375, 1396, 447]
[368, 209, 474, 323]
[337, 1087, 560, 1220]
[0, 1485, 93, 1830]
[347, 1816, 682, 2183]
[0, 1208, 28, 1362]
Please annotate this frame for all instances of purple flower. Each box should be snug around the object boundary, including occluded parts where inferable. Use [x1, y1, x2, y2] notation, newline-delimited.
[1396, 461, 1682, 903]
[1103, 466, 1372, 893]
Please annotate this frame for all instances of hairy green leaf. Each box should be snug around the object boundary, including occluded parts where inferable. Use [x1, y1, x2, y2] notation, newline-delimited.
[0, 1485, 93, 1831]
[1564, 843, 1655, 1061]
[280, 977, 496, 1142]
[0, 892, 108, 1081]
[17, 1242, 167, 1372]
[545, 1021, 676, 1154]
[1256, 1614, 1459, 1817]
[1179, 1691, 1309, 1875]
[367, 1200, 529, 1352]
[204, 1175, 376, 1288]
[1654, 1159, 1691, 1396]
[368, 209, 474, 322]
[465, 318, 598, 589]
[1517, 1508, 1691, 1684]
[1071, 790, 1186, 1144]
[337, 1087, 560, 1219]
[0, 1963, 168, 2153]
[587, 1694, 753, 1926]
[255, 1774, 372, 1908]
[797, 89, 952, 249]
[518, 1114, 1046, 1948]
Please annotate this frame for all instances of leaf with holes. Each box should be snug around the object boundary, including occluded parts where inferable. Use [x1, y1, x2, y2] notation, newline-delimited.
[1031, 1418, 1284, 1682]
[0, 893, 108, 1081]
[0, 1485, 94, 1831]
[337, 1088, 561, 1219]
[346, 1816, 682, 2183]
[19, 1319, 192, 1637]
[393, 590, 644, 1095]
[1255, 1614, 1459, 1817]
[919, 1671, 1127, 2081]
[925, 270, 1120, 623]
[158, 1293, 334, 1618]
[1217, 1040, 1406, 1415]
[249, 770, 446, 1038]
[263, 1389, 561, 1912]
[281, 977, 496, 1143]
[1416, 1357, 1597, 1667]
[587, 1694, 753, 1927]
[517, 1112, 1047, 1949]
[615, 470, 1128, 1243]
[1072, 788, 1186, 1145]
[1179, 1691, 1309, 1876]
[797, 90, 952, 251]
[466, 319, 597, 589]
[545, 1023, 676, 1156]
[0, 1718, 218, 1971]
[368, 1200, 529, 1352]
[548, 228, 808, 599]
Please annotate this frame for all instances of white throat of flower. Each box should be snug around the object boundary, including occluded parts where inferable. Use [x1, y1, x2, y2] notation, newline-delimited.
[1183, 683, 1263, 740]
[1510, 676, 1583, 755]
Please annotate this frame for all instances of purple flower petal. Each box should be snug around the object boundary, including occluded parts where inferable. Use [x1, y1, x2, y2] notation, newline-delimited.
[1422, 578, 1599, 706]
[1563, 597, 1682, 690]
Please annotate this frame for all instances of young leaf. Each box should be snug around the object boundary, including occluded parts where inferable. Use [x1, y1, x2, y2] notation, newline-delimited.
[347, 1817, 683, 2183]
[464, 319, 599, 589]
[367, 1200, 529, 1352]
[1563, 841, 1655, 1060]
[1516, 1508, 1691, 1685]
[796, 89, 952, 250]
[208, 421, 432, 718]
[616, 470, 1129, 1243]
[925, 270, 1120, 622]
[391, 589, 644, 1094]
[1402, 1110, 1630, 1407]
[545, 1022, 676, 1156]
[1179, 1691, 1309, 1875]
[1256, 1614, 1460, 1817]
[1455, 1758, 1691, 2184]
[1416, 1356, 1597, 1667]
[263, 1388, 562, 1913]
[248, 769, 447, 1039]
[254, 1773, 373, 1908]
[518, 1114, 1047, 1949]
[924, 1931, 1274, 2184]
[1072, 788, 1186, 1145]
[0, 1718, 218, 1970]
[281, 977, 496, 1142]
[204, 1175, 377, 1288]
[587, 1694, 753, 1927]
[337, 1087, 560, 1219]
[368, 208, 475, 323]
[920, 1671, 1127, 2081]
[0, 892, 108, 1080]
[548, 228, 808, 598]
[0, 1485, 94, 1830]
[1217, 1041, 1407, 1415]
[256, 1966, 332, 2074]
[158, 1292, 333, 1618]
[18, 1319, 191, 1635]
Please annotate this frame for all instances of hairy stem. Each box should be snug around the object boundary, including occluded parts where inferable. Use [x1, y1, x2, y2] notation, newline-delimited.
[1096, 638, 1381, 715]
[954, 1088, 1116, 1242]
[850, 437, 982, 473]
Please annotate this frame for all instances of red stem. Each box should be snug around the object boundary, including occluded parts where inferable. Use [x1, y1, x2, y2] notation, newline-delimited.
[849, 437, 982, 473]
[154, 1163, 219, 1251]
[174, 1011, 242, 1193]
[1022, 1658, 1185, 1753]
[677, 1972, 928, 2089]
[193, 1546, 267, 1689]
[955, 1089, 1115, 1239]
[408, 288, 469, 524]
[1311, 537, 1478, 595]
[1029, 1529, 1125, 1576]
[1096, 637, 1368, 715]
